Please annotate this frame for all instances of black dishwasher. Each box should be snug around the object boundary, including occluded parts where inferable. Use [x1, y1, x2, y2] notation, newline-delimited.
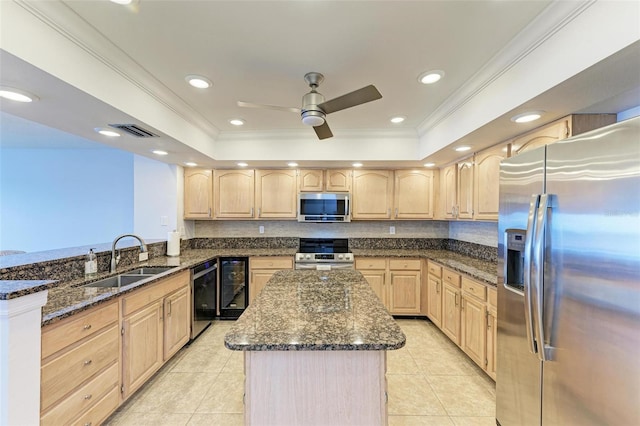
[219, 257, 249, 319]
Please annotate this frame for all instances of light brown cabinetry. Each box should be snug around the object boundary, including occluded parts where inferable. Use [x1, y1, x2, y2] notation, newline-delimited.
[456, 159, 474, 219]
[426, 261, 443, 328]
[255, 169, 297, 219]
[437, 164, 457, 219]
[121, 270, 190, 399]
[510, 114, 616, 156]
[356, 257, 421, 314]
[249, 256, 294, 303]
[441, 268, 462, 346]
[40, 300, 120, 426]
[461, 277, 487, 368]
[393, 169, 436, 219]
[298, 169, 324, 192]
[486, 287, 497, 380]
[355, 257, 388, 307]
[352, 170, 394, 219]
[298, 169, 352, 192]
[184, 168, 213, 219]
[473, 144, 506, 221]
[214, 169, 255, 218]
[325, 169, 352, 192]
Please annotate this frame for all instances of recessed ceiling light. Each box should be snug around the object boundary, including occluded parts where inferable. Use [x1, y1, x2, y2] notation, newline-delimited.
[511, 111, 544, 123]
[424, 162, 436, 167]
[184, 162, 198, 167]
[352, 162, 363, 168]
[287, 162, 298, 167]
[455, 146, 472, 152]
[185, 75, 212, 89]
[110, 0, 133, 4]
[0, 87, 38, 103]
[237, 162, 248, 167]
[390, 116, 406, 124]
[152, 150, 168, 156]
[418, 70, 445, 85]
[229, 119, 245, 126]
[94, 128, 121, 137]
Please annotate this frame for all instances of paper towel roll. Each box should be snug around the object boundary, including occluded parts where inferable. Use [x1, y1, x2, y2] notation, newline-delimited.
[167, 231, 180, 257]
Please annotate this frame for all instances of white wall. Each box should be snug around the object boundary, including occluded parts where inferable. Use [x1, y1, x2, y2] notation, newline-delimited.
[0, 148, 134, 252]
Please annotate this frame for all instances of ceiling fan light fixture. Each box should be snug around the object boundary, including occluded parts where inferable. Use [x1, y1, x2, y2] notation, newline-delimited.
[511, 111, 544, 123]
[185, 75, 212, 89]
[301, 110, 325, 127]
[418, 70, 445, 85]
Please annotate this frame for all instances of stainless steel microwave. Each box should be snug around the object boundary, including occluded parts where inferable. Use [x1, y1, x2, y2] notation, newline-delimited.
[297, 193, 351, 222]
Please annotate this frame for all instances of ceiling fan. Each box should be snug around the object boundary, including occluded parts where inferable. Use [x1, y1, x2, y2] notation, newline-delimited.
[237, 72, 382, 140]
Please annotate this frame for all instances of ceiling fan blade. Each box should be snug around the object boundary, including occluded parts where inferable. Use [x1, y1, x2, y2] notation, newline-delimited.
[313, 121, 333, 140]
[237, 101, 301, 114]
[318, 85, 382, 115]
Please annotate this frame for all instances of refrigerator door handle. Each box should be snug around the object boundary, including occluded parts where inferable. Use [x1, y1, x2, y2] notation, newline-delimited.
[533, 194, 555, 361]
[523, 194, 540, 355]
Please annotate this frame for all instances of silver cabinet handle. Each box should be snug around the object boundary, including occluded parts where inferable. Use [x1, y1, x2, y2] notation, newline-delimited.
[83, 324, 91, 330]
[387, 208, 391, 218]
[167, 300, 172, 317]
[208, 207, 211, 217]
[250, 207, 254, 216]
[395, 208, 398, 218]
[523, 194, 540, 356]
[258, 207, 261, 217]
[455, 293, 459, 306]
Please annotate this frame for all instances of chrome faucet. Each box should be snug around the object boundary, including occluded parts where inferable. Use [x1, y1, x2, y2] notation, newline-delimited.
[110, 234, 148, 273]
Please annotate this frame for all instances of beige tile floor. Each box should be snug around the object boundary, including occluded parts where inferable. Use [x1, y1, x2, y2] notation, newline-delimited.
[105, 318, 495, 426]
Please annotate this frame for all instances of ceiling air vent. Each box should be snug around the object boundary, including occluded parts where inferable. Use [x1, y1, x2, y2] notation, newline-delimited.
[108, 124, 158, 138]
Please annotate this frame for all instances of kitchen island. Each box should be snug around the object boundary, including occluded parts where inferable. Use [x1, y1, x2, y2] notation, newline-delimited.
[225, 269, 406, 426]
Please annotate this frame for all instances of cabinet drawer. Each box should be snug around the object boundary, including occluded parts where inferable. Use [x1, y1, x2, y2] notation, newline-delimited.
[389, 259, 421, 271]
[427, 262, 442, 278]
[443, 269, 461, 288]
[123, 270, 189, 316]
[41, 362, 119, 426]
[488, 287, 497, 309]
[462, 277, 487, 302]
[71, 385, 119, 426]
[41, 325, 119, 411]
[355, 258, 387, 270]
[42, 301, 118, 360]
[250, 256, 293, 269]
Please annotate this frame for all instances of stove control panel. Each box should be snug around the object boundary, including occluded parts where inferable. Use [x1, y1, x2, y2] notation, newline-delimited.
[295, 253, 354, 263]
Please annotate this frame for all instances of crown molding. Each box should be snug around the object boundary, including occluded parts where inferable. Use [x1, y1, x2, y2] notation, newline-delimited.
[12, 0, 220, 140]
[416, 0, 596, 136]
[215, 127, 419, 143]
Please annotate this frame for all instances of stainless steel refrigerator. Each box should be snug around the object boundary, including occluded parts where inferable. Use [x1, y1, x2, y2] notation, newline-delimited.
[496, 116, 640, 426]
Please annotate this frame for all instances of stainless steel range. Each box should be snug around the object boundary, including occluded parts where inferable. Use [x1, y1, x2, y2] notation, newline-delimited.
[294, 238, 354, 270]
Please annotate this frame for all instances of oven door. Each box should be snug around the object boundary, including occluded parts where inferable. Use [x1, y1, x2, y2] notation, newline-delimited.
[294, 262, 354, 270]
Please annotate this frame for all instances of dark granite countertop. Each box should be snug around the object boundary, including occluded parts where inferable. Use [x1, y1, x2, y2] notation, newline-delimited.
[351, 249, 498, 286]
[0, 280, 58, 301]
[224, 269, 406, 351]
[41, 248, 297, 326]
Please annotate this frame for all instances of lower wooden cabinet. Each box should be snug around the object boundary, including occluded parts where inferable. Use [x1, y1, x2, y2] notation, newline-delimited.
[442, 281, 461, 346]
[356, 257, 421, 315]
[426, 262, 443, 328]
[164, 286, 191, 360]
[486, 287, 498, 380]
[249, 256, 294, 303]
[461, 294, 486, 367]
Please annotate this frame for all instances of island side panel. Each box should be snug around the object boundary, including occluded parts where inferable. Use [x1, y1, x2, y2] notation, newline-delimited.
[245, 350, 387, 426]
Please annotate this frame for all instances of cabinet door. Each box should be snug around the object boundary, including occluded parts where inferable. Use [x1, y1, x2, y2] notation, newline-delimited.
[457, 159, 474, 219]
[389, 271, 421, 314]
[255, 169, 297, 218]
[486, 307, 497, 380]
[427, 276, 442, 327]
[473, 144, 505, 221]
[214, 169, 255, 218]
[325, 169, 352, 192]
[163, 287, 190, 361]
[122, 301, 163, 400]
[441, 283, 461, 346]
[461, 296, 486, 368]
[299, 169, 324, 192]
[437, 164, 457, 219]
[394, 170, 435, 219]
[352, 170, 393, 219]
[249, 270, 276, 304]
[360, 270, 387, 308]
[184, 169, 213, 219]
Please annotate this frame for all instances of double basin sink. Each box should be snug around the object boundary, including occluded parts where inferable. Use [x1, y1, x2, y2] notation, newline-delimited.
[82, 266, 177, 289]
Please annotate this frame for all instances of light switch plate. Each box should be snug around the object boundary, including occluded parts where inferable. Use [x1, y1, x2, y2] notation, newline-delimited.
[259, 225, 265, 234]
[389, 226, 396, 235]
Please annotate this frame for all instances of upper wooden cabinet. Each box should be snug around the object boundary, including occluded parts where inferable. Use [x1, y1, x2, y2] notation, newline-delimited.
[456, 159, 474, 220]
[510, 113, 616, 156]
[352, 170, 394, 220]
[214, 169, 255, 218]
[325, 169, 352, 192]
[436, 164, 457, 220]
[473, 144, 506, 221]
[298, 169, 324, 192]
[255, 169, 297, 219]
[394, 170, 436, 219]
[184, 169, 213, 219]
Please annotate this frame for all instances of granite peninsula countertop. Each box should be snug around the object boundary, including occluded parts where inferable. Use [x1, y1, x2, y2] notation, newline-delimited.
[40, 248, 296, 326]
[224, 269, 406, 351]
[351, 249, 498, 286]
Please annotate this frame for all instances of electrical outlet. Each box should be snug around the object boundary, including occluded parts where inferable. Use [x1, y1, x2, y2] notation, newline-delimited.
[139, 252, 149, 261]
[259, 225, 265, 234]
[389, 226, 396, 235]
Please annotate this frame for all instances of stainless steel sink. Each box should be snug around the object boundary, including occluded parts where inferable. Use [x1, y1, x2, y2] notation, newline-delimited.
[83, 274, 149, 288]
[124, 266, 176, 275]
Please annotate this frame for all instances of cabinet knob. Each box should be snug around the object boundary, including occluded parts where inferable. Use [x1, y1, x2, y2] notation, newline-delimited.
[83, 324, 92, 330]
[83, 359, 92, 366]
[84, 394, 92, 400]
[84, 423, 92, 426]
